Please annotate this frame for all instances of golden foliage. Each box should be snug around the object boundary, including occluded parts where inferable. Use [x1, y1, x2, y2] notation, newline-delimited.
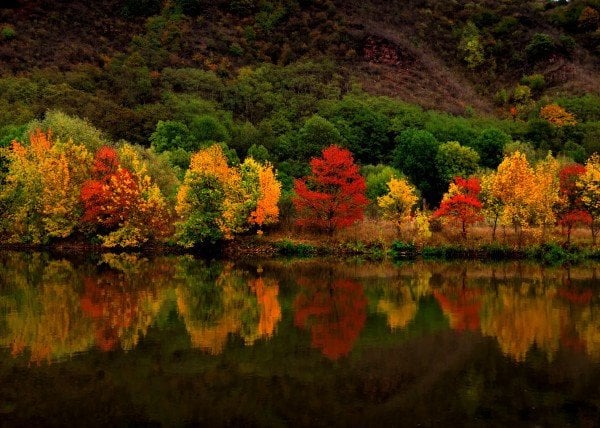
[540, 104, 577, 127]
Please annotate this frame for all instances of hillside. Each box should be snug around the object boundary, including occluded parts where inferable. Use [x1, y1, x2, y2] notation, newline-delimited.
[1, 0, 599, 115]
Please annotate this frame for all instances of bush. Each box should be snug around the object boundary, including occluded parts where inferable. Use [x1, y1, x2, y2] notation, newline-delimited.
[525, 33, 555, 62]
[526, 243, 577, 265]
[274, 239, 316, 257]
[1, 25, 15, 40]
[520, 74, 545, 94]
[481, 243, 519, 260]
[389, 241, 417, 260]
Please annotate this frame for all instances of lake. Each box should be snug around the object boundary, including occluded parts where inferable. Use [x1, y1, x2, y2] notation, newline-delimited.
[1, 251, 600, 426]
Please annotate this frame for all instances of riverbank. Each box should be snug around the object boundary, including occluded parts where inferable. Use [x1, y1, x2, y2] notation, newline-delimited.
[2, 235, 600, 265]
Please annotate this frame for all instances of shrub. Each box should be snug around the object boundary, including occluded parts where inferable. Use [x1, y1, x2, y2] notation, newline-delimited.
[1, 25, 15, 40]
[274, 239, 316, 257]
[388, 241, 417, 260]
[525, 33, 555, 62]
[520, 74, 545, 94]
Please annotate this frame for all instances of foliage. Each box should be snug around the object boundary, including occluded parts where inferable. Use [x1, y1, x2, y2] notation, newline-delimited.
[557, 163, 591, 243]
[293, 145, 368, 234]
[473, 128, 510, 169]
[491, 151, 535, 243]
[362, 164, 401, 201]
[434, 177, 483, 238]
[392, 129, 441, 205]
[377, 177, 419, 232]
[176, 144, 281, 245]
[0, 129, 92, 243]
[540, 104, 577, 127]
[458, 21, 484, 69]
[577, 154, 600, 244]
[435, 141, 480, 185]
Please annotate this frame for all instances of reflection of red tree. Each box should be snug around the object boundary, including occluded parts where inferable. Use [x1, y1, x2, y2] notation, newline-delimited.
[558, 288, 593, 305]
[560, 327, 587, 353]
[433, 288, 482, 331]
[80, 274, 137, 351]
[294, 278, 367, 360]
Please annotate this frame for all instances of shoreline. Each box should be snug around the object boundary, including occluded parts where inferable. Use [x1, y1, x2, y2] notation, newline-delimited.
[1, 237, 599, 265]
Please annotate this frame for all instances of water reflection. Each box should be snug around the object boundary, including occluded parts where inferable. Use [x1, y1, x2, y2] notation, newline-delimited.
[294, 276, 367, 360]
[1, 252, 600, 364]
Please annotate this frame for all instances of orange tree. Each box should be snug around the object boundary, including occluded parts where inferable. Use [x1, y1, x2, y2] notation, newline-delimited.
[293, 145, 368, 234]
[557, 163, 591, 244]
[434, 177, 483, 239]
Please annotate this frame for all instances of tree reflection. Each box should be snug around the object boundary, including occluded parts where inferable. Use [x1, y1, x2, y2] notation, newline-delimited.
[433, 270, 482, 332]
[480, 284, 566, 361]
[176, 262, 281, 354]
[294, 276, 367, 360]
[0, 257, 95, 364]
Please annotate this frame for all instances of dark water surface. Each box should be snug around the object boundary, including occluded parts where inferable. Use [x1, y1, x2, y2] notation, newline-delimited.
[1, 252, 600, 426]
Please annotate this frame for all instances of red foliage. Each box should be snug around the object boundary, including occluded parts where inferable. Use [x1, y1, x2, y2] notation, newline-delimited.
[434, 177, 483, 238]
[92, 146, 119, 178]
[433, 288, 482, 331]
[294, 277, 367, 360]
[81, 167, 139, 228]
[81, 147, 140, 229]
[557, 164, 592, 243]
[293, 146, 368, 234]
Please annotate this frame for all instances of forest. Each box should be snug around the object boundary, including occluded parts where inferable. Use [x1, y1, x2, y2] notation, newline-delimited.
[0, 0, 600, 254]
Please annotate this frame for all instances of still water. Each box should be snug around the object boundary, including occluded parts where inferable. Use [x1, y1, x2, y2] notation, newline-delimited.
[1, 251, 600, 426]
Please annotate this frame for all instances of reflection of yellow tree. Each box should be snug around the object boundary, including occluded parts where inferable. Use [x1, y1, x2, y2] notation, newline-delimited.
[0, 259, 95, 364]
[176, 265, 273, 355]
[574, 307, 600, 359]
[248, 277, 281, 340]
[377, 269, 431, 330]
[480, 284, 566, 361]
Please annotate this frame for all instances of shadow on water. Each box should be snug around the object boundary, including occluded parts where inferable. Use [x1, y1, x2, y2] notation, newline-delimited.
[1, 252, 600, 426]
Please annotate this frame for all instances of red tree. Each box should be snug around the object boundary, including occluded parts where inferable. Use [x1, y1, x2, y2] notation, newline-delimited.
[293, 146, 368, 234]
[434, 177, 483, 238]
[80, 147, 140, 229]
[557, 164, 592, 244]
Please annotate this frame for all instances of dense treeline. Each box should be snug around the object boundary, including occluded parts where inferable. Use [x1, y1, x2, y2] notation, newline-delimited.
[0, 118, 599, 248]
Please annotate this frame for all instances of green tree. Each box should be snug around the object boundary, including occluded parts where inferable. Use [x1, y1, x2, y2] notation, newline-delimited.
[150, 120, 196, 153]
[435, 141, 480, 184]
[392, 129, 441, 205]
[473, 128, 510, 169]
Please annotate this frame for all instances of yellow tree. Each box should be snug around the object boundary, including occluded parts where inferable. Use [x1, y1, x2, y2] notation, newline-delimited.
[377, 177, 419, 235]
[1, 129, 92, 243]
[480, 172, 504, 240]
[492, 151, 535, 245]
[578, 154, 600, 244]
[176, 145, 282, 246]
[529, 154, 560, 239]
[244, 159, 281, 230]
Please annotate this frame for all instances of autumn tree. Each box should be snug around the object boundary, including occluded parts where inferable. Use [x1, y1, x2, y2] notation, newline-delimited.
[293, 145, 368, 234]
[491, 151, 535, 245]
[557, 163, 592, 244]
[377, 177, 419, 234]
[480, 172, 503, 240]
[434, 177, 483, 239]
[540, 104, 577, 127]
[529, 154, 560, 238]
[578, 154, 600, 244]
[81, 146, 172, 247]
[0, 129, 92, 243]
[176, 144, 282, 246]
